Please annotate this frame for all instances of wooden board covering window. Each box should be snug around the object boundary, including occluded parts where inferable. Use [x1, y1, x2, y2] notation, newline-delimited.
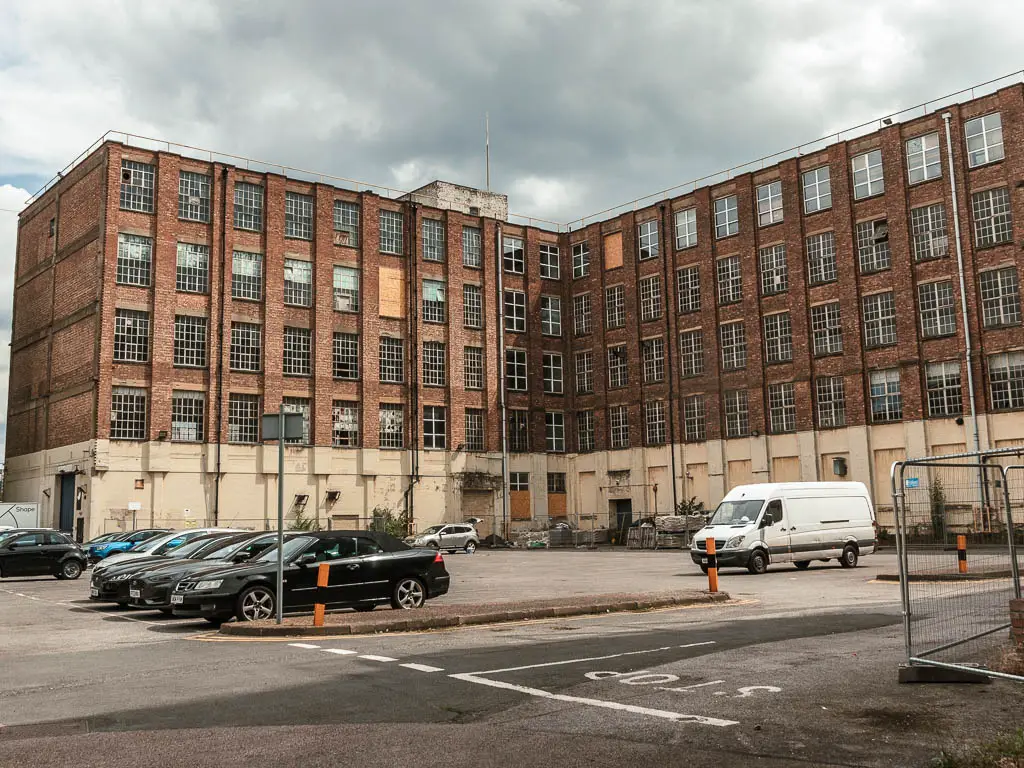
[510, 490, 531, 520]
[378, 267, 406, 318]
[547, 492, 567, 518]
[604, 231, 623, 270]
[771, 456, 801, 482]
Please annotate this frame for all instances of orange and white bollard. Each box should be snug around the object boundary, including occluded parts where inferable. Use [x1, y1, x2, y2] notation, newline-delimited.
[706, 536, 719, 593]
[957, 534, 968, 574]
[313, 562, 329, 627]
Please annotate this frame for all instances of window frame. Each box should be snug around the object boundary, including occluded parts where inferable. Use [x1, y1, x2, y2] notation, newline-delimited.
[851, 149, 884, 200]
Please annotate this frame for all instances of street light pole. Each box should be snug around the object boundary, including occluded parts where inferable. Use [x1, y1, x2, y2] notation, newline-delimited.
[276, 404, 285, 625]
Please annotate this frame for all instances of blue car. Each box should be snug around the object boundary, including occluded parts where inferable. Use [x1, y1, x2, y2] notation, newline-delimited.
[88, 529, 168, 564]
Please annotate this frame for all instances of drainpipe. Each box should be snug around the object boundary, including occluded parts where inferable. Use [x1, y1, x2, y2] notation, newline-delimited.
[496, 224, 510, 539]
[213, 166, 228, 525]
[658, 204, 679, 515]
[407, 203, 420, 536]
[941, 112, 982, 459]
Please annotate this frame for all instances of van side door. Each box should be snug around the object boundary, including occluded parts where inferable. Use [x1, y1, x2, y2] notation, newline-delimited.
[759, 499, 791, 563]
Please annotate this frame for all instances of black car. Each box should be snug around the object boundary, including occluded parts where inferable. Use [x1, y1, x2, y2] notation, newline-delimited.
[0, 529, 87, 580]
[171, 530, 450, 625]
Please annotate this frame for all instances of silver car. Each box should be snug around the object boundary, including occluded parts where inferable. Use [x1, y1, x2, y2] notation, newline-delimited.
[407, 524, 479, 554]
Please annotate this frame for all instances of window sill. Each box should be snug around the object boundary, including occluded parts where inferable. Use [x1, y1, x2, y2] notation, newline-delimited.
[540, 275, 562, 281]
[643, 378, 666, 385]
[541, 332, 563, 338]
[908, 175, 943, 187]
[423, 319, 446, 325]
[176, 289, 210, 296]
[809, 279, 839, 288]
[115, 281, 152, 289]
[283, 302, 313, 309]
[380, 380, 405, 385]
[983, 321, 1022, 330]
[803, 206, 833, 217]
[572, 273, 592, 280]
[674, 243, 698, 251]
[967, 157, 1005, 171]
[333, 376, 359, 382]
[234, 225, 263, 233]
[765, 359, 793, 366]
[922, 332, 958, 341]
[231, 296, 264, 304]
[170, 439, 204, 444]
[283, 373, 312, 378]
[860, 267, 892, 276]
[760, 289, 789, 298]
[463, 263, 483, 270]
[640, 316, 664, 323]
[638, 254, 660, 262]
[864, 343, 898, 350]
[120, 207, 154, 215]
[113, 359, 149, 365]
[173, 364, 208, 370]
[813, 350, 845, 359]
[335, 308, 360, 315]
[717, 299, 742, 307]
[758, 219, 784, 229]
[178, 215, 211, 225]
[714, 232, 739, 242]
[284, 235, 313, 242]
[463, 324, 484, 330]
[853, 191, 885, 203]
[974, 240, 1014, 251]
[229, 368, 262, 374]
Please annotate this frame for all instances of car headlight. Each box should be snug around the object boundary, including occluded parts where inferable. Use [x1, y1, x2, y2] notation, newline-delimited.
[194, 580, 223, 591]
[725, 536, 745, 549]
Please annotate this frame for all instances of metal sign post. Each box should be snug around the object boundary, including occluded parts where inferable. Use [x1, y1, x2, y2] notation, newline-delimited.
[261, 406, 305, 625]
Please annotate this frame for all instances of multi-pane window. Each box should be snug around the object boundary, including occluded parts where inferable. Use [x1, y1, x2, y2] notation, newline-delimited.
[113, 309, 150, 363]
[232, 251, 263, 301]
[575, 350, 594, 394]
[910, 204, 949, 261]
[422, 219, 445, 262]
[543, 352, 564, 394]
[642, 337, 665, 383]
[463, 284, 483, 328]
[423, 406, 448, 450]
[926, 362, 962, 417]
[504, 290, 526, 333]
[869, 369, 902, 422]
[607, 345, 628, 388]
[609, 405, 629, 449]
[815, 376, 846, 428]
[333, 332, 359, 380]
[178, 171, 211, 222]
[806, 231, 837, 284]
[176, 242, 209, 294]
[756, 181, 783, 226]
[907, 133, 941, 183]
[719, 321, 747, 371]
[989, 352, 1024, 410]
[380, 337, 405, 383]
[333, 200, 360, 246]
[863, 292, 897, 347]
[282, 397, 310, 445]
[856, 220, 891, 273]
[509, 472, 529, 491]
[573, 293, 593, 336]
[503, 236, 524, 274]
[422, 341, 446, 386]
[462, 226, 482, 268]
[979, 268, 1022, 327]
[230, 322, 261, 372]
[716, 256, 742, 305]
[171, 391, 205, 442]
[508, 410, 529, 452]
[116, 233, 152, 287]
[228, 394, 260, 444]
[644, 401, 667, 445]
[759, 244, 788, 296]
[577, 410, 596, 452]
[234, 182, 264, 231]
[677, 266, 701, 312]
[545, 412, 565, 452]
[506, 348, 527, 391]
[173, 315, 207, 368]
[918, 281, 956, 338]
[639, 275, 663, 320]
[679, 330, 704, 377]
[684, 395, 706, 441]
[675, 207, 698, 248]
[283, 259, 313, 307]
[638, 220, 659, 260]
[379, 404, 404, 448]
[541, 295, 562, 336]
[120, 160, 155, 213]
[714, 195, 738, 238]
[464, 346, 484, 390]
[283, 327, 312, 376]
[333, 266, 360, 312]
[284, 192, 313, 240]
[547, 473, 567, 494]
[422, 280, 446, 324]
[111, 387, 147, 440]
[540, 244, 560, 279]
[965, 113, 1004, 167]
[972, 188, 1013, 247]
[811, 302, 843, 356]
[572, 242, 590, 278]
[851, 150, 884, 199]
[605, 285, 625, 328]
[768, 382, 797, 434]
[724, 389, 750, 438]
[763, 313, 793, 363]
[802, 166, 832, 213]
[332, 401, 359, 447]
[380, 210, 404, 254]
[464, 409, 485, 452]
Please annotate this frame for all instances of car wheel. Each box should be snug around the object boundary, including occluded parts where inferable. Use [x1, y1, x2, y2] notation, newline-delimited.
[794, 561, 811, 570]
[840, 545, 859, 569]
[236, 585, 276, 622]
[429, 542, 440, 550]
[464, 541, 477, 555]
[747, 550, 769, 575]
[391, 577, 426, 610]
[57, 560, 84, 580]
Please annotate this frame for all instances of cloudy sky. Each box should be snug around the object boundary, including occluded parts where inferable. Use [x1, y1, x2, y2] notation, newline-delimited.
[1, 0, 1023, 456]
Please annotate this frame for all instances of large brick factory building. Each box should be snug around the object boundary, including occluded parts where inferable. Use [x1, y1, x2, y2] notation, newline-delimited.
[6, 81, 1024, 540]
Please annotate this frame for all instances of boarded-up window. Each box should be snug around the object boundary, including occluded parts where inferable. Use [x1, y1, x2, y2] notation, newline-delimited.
[510, 491, 531, 520]
[579, 471, 597, 522]
[548, 492, 567, 518]
[379, 267, 406, 318]
[772, 456, 801, 482]
[873, 448, 906, 503]
[685, 463, 709, 506]
[604, 231, 623, 271]
[727, 459, 753, 489]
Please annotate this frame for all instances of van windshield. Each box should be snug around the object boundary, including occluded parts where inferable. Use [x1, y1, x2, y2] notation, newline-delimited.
[709, 500, 765, 526]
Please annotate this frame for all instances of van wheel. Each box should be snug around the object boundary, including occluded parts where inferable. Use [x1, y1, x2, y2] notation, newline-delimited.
[840, 545, 859, 568]
[747, 550, 768, 575]
[794, 561, 811, 570]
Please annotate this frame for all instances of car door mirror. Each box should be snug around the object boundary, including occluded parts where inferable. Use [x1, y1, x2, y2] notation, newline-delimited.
[296, 552, 317, 567]
[759, 516, 771, 529]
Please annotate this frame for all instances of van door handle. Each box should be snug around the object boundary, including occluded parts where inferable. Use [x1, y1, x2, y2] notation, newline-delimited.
[789, 526, 796, 530]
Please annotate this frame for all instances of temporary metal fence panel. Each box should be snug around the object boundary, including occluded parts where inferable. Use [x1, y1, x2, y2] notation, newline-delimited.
[892, 448, 1023, 681]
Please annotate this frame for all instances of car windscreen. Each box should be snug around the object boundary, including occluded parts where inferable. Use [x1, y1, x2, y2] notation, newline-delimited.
[421, 525, 445, 535]
[0, 531, 21, 546]
[254, 536, 314, 563]
[709, 499, 765, 526]
[200, 536, 258, 560]
[164, 537, 222, 559]
[131, 533, 181, 554]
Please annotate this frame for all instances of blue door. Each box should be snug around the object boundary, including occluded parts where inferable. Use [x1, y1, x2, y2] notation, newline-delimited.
[59, 474, 75, 533]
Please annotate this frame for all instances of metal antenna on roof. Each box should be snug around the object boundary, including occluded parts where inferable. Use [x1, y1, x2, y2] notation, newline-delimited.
[485, 112, 490, 191]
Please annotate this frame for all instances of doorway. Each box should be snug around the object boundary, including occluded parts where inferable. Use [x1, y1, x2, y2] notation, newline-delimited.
[612, 499, 633, 545]
[58, 474, 75, 533]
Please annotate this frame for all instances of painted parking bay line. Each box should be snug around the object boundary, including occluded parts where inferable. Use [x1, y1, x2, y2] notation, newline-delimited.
[359, 654, 398, 663]
[323, 648, 358, 656]
[401, 663, 445, 673]
[288, 643, 320, 650]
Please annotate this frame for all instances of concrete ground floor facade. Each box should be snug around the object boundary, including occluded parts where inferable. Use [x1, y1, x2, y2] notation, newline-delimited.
[3, 414, 1022, 541]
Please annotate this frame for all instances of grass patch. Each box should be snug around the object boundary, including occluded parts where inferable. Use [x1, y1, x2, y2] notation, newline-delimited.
[933, 729, 1024, 767]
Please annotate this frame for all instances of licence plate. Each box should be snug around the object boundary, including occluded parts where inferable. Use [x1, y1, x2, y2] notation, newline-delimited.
[129, 589, 141, 599]
[170, 594, 184, 605]
[701, 557, 708, 565]
[90, 587, 99, 597]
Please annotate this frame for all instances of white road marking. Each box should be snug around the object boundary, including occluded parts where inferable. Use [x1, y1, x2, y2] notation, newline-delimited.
[0, 588, 208, 627]
[359, 654, 397, 662]
[469, 641, 715, 676]
[658, 680, 726, 692]
[288, 643, 320, 649]
[401, 663, 445, 673]
[678, 641, 716, 650]
[323, 648, 358, 656]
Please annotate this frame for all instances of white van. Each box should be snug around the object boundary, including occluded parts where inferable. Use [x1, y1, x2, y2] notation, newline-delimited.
[689, 482, 877, 574]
